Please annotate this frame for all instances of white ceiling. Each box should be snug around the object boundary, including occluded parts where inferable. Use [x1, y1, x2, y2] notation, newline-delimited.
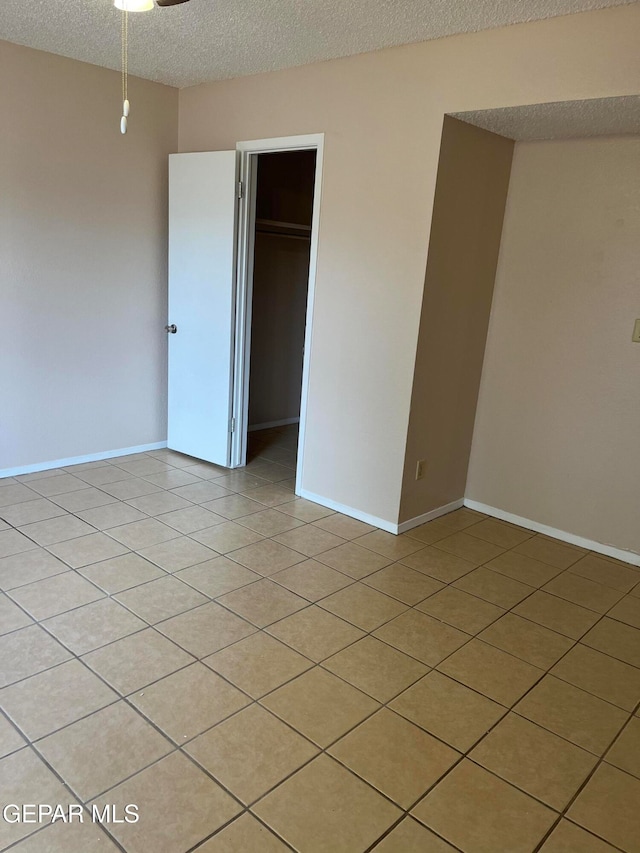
[0, 0, 636, 88]
[453, 96, 640, 140]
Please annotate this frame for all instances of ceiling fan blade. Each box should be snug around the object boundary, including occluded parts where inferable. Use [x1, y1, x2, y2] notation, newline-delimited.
[156, 0, 191, 6]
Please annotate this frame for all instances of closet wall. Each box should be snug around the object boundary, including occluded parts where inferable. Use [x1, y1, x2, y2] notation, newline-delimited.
[248, 151, 316, 428]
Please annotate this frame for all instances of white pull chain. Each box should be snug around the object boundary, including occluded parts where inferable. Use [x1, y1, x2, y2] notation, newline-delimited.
[121, 10, 130, 134]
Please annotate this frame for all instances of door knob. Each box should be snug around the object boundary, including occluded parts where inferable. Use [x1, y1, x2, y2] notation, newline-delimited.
[165, 324, 177, 334]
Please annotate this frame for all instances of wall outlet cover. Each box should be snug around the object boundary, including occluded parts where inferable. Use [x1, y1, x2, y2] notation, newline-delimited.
[633, 319, 640, 343]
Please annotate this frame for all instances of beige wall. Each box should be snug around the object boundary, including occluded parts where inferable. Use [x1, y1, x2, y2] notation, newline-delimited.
[399, 117, 513, 523]
[467, 136, 640, 557]
[0, 41, 178, 472]
[179, 3, 640, 526]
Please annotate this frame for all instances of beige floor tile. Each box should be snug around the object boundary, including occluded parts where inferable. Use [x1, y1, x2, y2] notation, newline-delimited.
[28, 474, 87, 498]
[215, 471, 271, 492]
[241, 483, 294, 507]
[371, 818, 458, 852]
[142, 468, 203, 489]
[106, 517, 179, 550]
[197, 813, 290, 852]
[312, 513, 375, 540]
[242, 461, 291, 483]
[262, 667, 379, 747]
[47, 532, 128, 568]
[156, 505, 226, 534]
[13, 818, 123, 852]
[187, 703, 318, 804]
[18, 515, 95, 546]
[191, 521, 264, 553]
[43, 598, 145, 655]
[51, 488, 123, 514]
[605, 717, 640, 779]
[77, 502, 147, 530]
[539, 819, 620, 852]
[1, 659, 118, 740]
[126, 490, 193, 517]
[277, 498, 335, 522]
[0, 624, 71, 688]
[82, 628, 194, 694]
[0, 750, 72, 848]
[226, 538, 305, 575]
[9, 571, 105, 620]
[130, 662, 249, 742]
[236, 508, 304, 536]
[479, 612, 573, 669]
[217, 578, 308, 628]
[607, 594, 640, 629]
[437, 508, 488, 531]
[551, 643, 640, 711]
[320, 582, 407, 631]
[156, 602, 256, 658]
[454, 566, 534, 608]
[0, 593, 33, 634]
[78, 552, 165, 593]
[99, 478, 163, 500]
[176, 556, 260, 597]
[514, 589, 600, 639]
[203, 494, 267, 519]
[271, 559, 352, 601]
[471, 712, 596, 810]
[114, 457, 172, 477]
[0, 715, 25, 759]
[514, 535, 586, 569]
[0, 483, 40, 507]
[355, 529, 425, 560]
[374, 609, 470, 667]
[465, 517, 534, 549]
[267, 605, 364, 661]
[115, 575, 208, 624]
[485, 549, 563, 587]
[515, 675, 628, 754]
[253, 754, 401, 852]
[582, 617, 640, 668]
[543, 572, 624, 614]
[364, 564, 443, 605]
[433, 532, 505, 565]
[37, 701, 171, 800]
[0, 529, 38, 559]
[181, 462, 229, 481]
[0, 549, 69, 591]
[89, 752, 241, 853]
[569, 553, 640, 592]
[400, 545, 477, 582]
[73, 466, 131, 487]
[437, 639, 544, 706]
[316, 541, 393, 579]
[567, 763, 640, 852]
[416, 586, 504, 634]
[323, 636, 428, 702]
[411, 759, 556, 853]
[273, 525, 346, 557]
[137, 536, 218, 571]
[0, 498, 67, 527]
[204, 631, 312, 698]
[390, 670, 506, 751]
[330, 708, 459, 808]
[403, 518, 462, 545]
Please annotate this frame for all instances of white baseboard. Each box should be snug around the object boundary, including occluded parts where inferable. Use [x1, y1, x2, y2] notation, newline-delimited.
[464, 499, 640, 568]
[297, 489, 398, 534]
[397, 498, 465, 535]
[0, 442, 169, 479]
[249, 418, 300, 432]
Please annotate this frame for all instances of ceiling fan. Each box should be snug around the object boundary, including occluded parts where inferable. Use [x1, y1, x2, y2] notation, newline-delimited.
[115, 0, 192, 134]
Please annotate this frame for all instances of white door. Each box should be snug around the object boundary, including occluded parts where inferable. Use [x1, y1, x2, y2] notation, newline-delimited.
[167, 151, 238, 466]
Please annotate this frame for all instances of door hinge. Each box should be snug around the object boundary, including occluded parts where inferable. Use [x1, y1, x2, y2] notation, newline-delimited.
[237, 181, 244, 200]
[229, 417, 236, 433]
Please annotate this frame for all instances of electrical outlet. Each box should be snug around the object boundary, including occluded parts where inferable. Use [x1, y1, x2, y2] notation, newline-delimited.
[415, 459, 427, 480]
[633, 319, 640, 343]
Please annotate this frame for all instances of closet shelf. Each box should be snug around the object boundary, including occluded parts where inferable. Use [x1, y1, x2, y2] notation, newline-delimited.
[255, 218, 312, 238]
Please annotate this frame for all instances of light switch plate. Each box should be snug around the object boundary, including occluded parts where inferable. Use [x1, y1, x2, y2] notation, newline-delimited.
[633, 319, 640, 343]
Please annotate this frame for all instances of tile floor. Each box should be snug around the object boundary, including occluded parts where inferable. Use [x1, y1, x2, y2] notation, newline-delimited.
[1, 426, 639, 852]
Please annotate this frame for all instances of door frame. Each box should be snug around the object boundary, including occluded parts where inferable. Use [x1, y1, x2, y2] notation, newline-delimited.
[230, 133, 324, 498]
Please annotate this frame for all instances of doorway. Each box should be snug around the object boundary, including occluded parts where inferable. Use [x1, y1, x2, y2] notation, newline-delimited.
[231, 136, 323, 496]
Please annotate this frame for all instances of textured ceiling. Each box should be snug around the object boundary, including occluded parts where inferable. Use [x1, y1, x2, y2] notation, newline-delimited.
[0, 0, 636, 88]
[453, 96, 640, 140]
